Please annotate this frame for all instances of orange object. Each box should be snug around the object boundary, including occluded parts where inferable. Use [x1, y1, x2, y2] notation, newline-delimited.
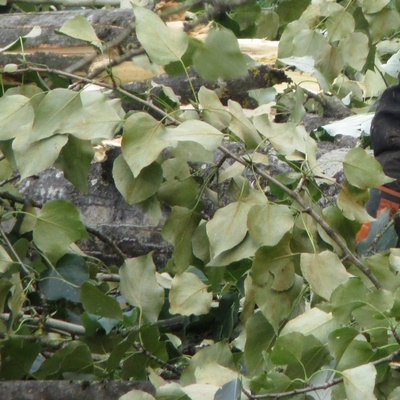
[356, 186, 400, 242]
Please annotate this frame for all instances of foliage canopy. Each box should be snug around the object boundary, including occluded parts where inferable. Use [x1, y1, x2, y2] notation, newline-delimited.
[1, 0, 400, 399]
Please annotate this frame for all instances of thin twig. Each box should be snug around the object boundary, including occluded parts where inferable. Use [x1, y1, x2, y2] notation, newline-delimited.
[242, 349, 400, 399]
[217, 145, 382, 289]
[66, 22, 136, 75]
[86, 226, 126, 264]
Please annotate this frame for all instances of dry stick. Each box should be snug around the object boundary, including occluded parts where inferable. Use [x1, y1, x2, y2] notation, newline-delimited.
[217, 145, 382, 289]
[3, 67, 382, 288]
[242, 349, 400, 399]
[66, 21, 136, 75]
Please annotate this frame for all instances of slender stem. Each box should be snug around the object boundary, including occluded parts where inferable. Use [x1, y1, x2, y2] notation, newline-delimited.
[217, 145, 382, 289]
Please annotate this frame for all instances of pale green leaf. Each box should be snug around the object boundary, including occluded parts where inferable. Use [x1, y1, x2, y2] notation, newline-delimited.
[119, 389, 156, 400]
[162, 207, 202, 272]
[339, 32, 369, 71]
[14, 135, 69, 179]
[13, 89, 121, 148]
[57, 15, 101, 49]
[180, 342, 236, 386]
[381, 49, 400, 78]
[271, 331, 304, 365]
[113, 156, 163, 204]
[325, 8, 355, 42]
[0, 95, 34, 140]
[343, 363, 377, 400]
[343, 148, 394, 189]
[300, 251, 351, 301]
[198, 87, 231, 131]
[119, 254, 164, 323]
[193, 28, 248, 80]
[163, 120, 223, 151]
[0, 26, 41, 52]
[337, 183, 374, 223]
[362, 0, 390, 14]
[248, 203, 294, 247]
[254, 274, 303, 332]
[228, 100, 261, 149]
[182, 384, 221, 400]
[277, 20, 309, 59]
[251, 245, 295, 291]
[206, 201, 252, 258]
[169, 271, 212, 316]
[121, 112, 169, 177]
[365, 9, 400, 43]
[389, 248, 400, 274]
[281, 308, 339, 344]
[207, 233, 259, 267]
[133, 5, 188, 65]
[80, 282, 123, 321]
[33, 200, 88, 261]
[316, 45, 344, 84]
[292, 28, 330, 64]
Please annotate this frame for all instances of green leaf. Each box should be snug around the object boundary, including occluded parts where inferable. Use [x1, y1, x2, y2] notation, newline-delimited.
[0, 338, 41, 379]
[325, 7, 355, 42]
[251, 244, 295, 291]
[121, 112, 169, 177]
[343, 363, 377, 400]
[244, 312, 275, 376]
[119, 254, 164, 323]
[40, 254, 89, 303]
[337, 183, 374, 223]
[362, 0, 390, 14]
[163, 120, 223, 151]
[158, 179, 198, 208]
[80, 282, 123, 321]
[55, 136, 94, 194]
[33, 200, 88, 261]
[119, 390, 156, 400]
[207, 234, 259, 267]
[206, 201, 252, 258]
[113, 156, 163, 204]
[162, 207, 202, 273]
[57, 15, 101, 50]
[34, 341, 93, 379]
[180, 342, 236, 386]
[198, 87, 231, 131]
[330, 279, 367, 323]
[281, 308, 339, 345]
[271, 331, 304, 365]
[12, 89, 121, 150]
[247, 203, 294, 247]
[254, 274, 303, 333]
[339, 32, 369, 71]
[228, 101, 261, 149]
[300, 251, 350, 300]
[14, 135, 69, 179]
[193, 28, 248, 80]
[133, 5, 188, 65]
[0, 95, 34, 141]
[343, 148, 394, 189]
[169, 271, 212, 316]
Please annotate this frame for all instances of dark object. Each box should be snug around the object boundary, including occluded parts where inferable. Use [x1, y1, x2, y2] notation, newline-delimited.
[362, 75, 400, 241]
[370, 74, 400, 192]
[0, 380, 155, 400]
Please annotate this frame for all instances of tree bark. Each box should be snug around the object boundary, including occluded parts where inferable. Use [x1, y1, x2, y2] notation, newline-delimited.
[0, 380, 155, 400]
